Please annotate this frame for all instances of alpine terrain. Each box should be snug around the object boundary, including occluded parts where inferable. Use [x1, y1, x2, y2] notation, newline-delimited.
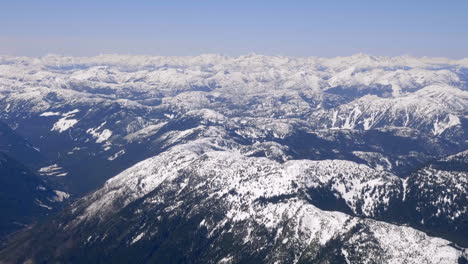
[0, 54, 466, 263]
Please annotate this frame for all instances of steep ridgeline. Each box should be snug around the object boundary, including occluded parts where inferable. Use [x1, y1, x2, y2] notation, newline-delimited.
[0, 140, 466, 263]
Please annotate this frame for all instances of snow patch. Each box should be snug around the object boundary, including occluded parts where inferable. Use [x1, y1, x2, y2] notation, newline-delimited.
[108, 149, 125, 161]
[50, 190, 70, 202]
[432, 114, 461, 136]
[35, 199, 52, 210]
[38, 164, 68, 177]
[40, 111, 61, 117]
[130, 232, 145, 245]
[52, 118, 78, 133]
[87, 122, 113, 143]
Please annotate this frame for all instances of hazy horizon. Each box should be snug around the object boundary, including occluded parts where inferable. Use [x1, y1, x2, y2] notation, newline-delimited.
[1, 0, 467, 59]
[1, 52, 468, 61]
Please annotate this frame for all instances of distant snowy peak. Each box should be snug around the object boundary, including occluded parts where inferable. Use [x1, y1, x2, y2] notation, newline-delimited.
[0, 54, 467, 93]
[1, 57, 467, 141]
[309, 84, 467, 134]
[1, 53, 465, 69]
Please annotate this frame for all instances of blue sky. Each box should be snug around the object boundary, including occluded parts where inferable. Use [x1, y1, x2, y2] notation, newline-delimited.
[1, 0, 467, 58]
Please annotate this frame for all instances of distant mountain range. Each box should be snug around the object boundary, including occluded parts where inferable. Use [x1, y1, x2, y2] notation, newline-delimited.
[0, 54, 466, 263]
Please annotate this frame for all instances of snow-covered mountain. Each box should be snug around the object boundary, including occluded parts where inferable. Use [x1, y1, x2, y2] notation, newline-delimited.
[403, 150, 468, 246]
[0, 54, 466, 192]
[0, 139, 466, 263]
[0, 54, 466, 263]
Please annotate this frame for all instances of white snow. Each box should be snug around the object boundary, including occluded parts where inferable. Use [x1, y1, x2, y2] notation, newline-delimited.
[130, 232, 145, 245]
[38, 164, 68, 177]
[51, 109, 80, 133]
[50, 190, 70, 202]
[40, 111, 61, 116]
[52, 118, 78, 133]
[402, 178, 409, 201]
[108, 149, 125, 161]
[87, 122, 113, 143]
[34, 199, 52, 210]
[432, 114, 461, 136]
